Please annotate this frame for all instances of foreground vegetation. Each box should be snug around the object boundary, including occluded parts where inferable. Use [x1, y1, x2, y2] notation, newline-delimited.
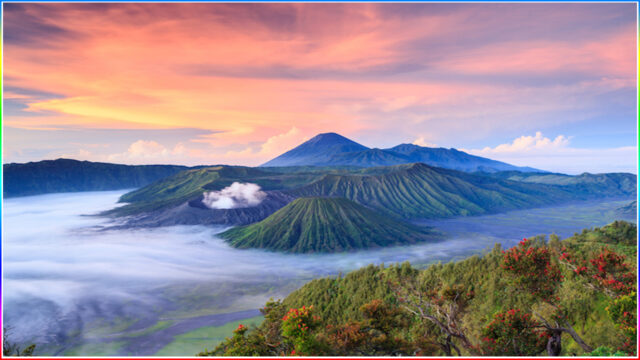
[3, 328, 35, 357]
[203, 221, 637, 357]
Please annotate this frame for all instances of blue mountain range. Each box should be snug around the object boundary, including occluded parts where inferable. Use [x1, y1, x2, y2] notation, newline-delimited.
[261, 132, 541, 173]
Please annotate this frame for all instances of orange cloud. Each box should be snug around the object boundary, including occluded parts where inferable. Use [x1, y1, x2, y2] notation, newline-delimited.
[3, 3, 636, 166]
[441, 27, 636, 79]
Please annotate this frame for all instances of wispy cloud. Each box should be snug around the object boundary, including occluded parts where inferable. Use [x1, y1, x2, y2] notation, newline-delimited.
[471, 132, 571, 154]
[3, 3, 636, 172]
[465, 132, 637, 174]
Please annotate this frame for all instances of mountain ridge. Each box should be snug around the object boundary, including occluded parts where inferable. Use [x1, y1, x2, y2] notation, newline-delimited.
[104, 161, 636, 225]
[3, 158, 191, 198]
[261, 132, 542, 172]
[289, 162, 636, 219]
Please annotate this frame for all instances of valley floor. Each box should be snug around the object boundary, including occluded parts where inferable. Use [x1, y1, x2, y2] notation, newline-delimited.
[2, 191, 636, 356]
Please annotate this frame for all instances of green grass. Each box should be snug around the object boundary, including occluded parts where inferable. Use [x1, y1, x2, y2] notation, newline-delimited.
[154, 315, 264, 356]
[120, 320, 173, 338]
[84, 317, 138, 338]
[63, 341, 127, 356]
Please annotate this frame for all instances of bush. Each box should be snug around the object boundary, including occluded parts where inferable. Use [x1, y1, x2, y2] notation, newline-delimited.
[481, 309, 547, 356]
[281, 306, 323, 355]
[589, 346, 627, 356]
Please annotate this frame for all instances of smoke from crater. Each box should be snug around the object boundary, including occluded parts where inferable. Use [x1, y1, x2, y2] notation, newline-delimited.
[202, 182, 267, 209]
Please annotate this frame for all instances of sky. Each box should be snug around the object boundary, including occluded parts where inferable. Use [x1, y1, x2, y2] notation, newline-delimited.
[2, 3, 637, 174]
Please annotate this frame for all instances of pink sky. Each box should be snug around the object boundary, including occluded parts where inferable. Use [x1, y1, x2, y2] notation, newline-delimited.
[3, 3, 637, 173]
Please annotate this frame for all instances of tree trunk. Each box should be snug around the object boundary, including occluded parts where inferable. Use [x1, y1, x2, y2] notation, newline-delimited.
[437, 335, 461, 356]
[547, 330, 562, 356]
[440, 344, 452, 357]
[454, 333, 479, 356]
[561, 321, 593, 353]
[533, 310, 593, 355]
[451, 342, 461, 357]
[439, 338, 452, 357]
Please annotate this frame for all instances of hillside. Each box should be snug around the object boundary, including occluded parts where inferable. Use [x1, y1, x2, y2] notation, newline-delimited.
[206, 221, 638, 357]
[219, 197, 440, 253]
[107, 166, 328, 216]
[289, 163, 589, 219]
[2, 159, 189, 198]
[109, 191, 295, 228]
[322, 148, 411, 167]
[482, 171, 637, 196]
[616, 200, 637, 218]
[108, 162, 636, 223]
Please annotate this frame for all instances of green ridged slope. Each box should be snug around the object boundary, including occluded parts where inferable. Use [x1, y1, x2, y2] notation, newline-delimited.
[290, 163, 589, 219]
[219, 197, 440, 253]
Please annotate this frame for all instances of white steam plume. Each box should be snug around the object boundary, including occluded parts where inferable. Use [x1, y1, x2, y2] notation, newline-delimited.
[202, 182, 267, 209]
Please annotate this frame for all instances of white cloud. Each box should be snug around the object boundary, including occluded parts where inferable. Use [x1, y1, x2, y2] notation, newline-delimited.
[412, 136, 438, 147]
[126, 140, 169, 158]
[202, 182, 266, 209]
[93, 128, 307, 166]
[474, 132, 570, 154]
[221, 127, 308, 166]
[465, 132, 637, 174]
[107, 140, 185, 164]
[57, 148, 93, 160]
[259, 127, 307, 156]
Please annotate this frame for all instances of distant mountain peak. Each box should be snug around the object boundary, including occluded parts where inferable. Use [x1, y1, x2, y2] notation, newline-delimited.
[304, 132, 361, 146]
[391, 143, 423, 150]
[261, 131, 542, 173]
[315, 132, 345, 138]
[260, 132, 368, 167]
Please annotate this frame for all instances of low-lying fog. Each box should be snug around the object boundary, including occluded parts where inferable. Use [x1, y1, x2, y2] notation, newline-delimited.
[2, 191, 635, 355]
